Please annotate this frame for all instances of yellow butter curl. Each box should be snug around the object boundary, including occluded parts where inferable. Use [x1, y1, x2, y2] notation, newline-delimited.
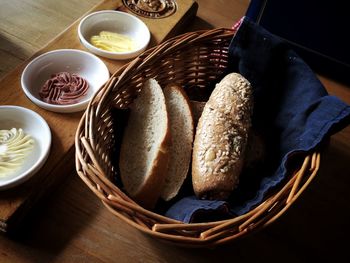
[90, 31, 135, 52]
[0, 128, 34, 177]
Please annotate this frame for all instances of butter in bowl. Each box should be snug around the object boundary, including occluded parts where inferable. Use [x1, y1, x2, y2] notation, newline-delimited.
[21, 49, 110, 113]
[0, 106, 51, 190]
[78, 10, 151, 60]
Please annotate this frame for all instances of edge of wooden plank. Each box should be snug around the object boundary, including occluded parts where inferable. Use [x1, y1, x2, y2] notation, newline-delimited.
[0, 0, 198, 232]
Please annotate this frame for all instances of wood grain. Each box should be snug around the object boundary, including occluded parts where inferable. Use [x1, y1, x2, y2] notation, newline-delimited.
[0, 0, 101, 80]
[1, 0, 350, 262]
[0, 0, 198, 232]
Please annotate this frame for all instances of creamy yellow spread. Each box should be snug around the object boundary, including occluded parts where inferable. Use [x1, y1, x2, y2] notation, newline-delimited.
[90, 31, 135, 52]
[0, 128, 34, 177]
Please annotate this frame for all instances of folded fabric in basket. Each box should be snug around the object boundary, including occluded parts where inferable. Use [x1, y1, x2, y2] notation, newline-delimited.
[165, 17, 350, 223]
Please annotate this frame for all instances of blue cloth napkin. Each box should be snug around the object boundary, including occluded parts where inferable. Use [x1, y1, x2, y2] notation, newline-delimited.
[165, 17, 350, 223]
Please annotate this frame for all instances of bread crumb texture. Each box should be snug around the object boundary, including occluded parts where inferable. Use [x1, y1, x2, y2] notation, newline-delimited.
[161, 85, 194, 201]
[119, 79, 169, 196]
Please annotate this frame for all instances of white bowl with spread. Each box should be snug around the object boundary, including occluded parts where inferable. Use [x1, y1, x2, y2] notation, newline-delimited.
[21, 49, 110, 113]
[0, 106, 51, 190]
[78, 10, 151, 60]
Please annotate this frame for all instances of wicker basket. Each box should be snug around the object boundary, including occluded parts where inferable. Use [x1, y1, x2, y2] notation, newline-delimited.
[75, 28, 320, 248]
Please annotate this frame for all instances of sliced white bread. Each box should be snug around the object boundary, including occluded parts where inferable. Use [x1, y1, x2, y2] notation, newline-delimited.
[161, 84, 194, 201]
[119, 78, 171, 209]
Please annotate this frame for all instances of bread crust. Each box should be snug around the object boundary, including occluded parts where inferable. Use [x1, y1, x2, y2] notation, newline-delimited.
[132, 131, 171, 208]
[119, 79, 171, 209]
[192, 73, 253, 200]
[161, 84, 194, 201]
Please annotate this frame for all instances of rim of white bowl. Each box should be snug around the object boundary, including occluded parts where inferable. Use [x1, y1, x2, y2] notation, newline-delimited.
[0, 105, 52, 189]
[78, 10, 151, 56]
[20, 49, 110, 113]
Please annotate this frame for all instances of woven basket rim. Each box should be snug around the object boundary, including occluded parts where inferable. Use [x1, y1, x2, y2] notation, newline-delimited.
[75, 28, 321, 247]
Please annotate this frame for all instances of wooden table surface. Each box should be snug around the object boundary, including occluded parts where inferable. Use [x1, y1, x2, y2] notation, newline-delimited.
[0, 0, 199, 232]
[1, 0, 350, 262]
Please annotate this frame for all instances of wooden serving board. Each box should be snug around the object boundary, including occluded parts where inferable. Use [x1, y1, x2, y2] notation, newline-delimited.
[0, 0, 198, 232]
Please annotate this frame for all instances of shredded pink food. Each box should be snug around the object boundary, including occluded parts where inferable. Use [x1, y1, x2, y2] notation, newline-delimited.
[39, 72, 89, 105]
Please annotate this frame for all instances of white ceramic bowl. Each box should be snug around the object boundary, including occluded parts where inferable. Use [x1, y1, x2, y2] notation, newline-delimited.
[78, 10, 151, 60]
[0, 106, 51, 190]
[21, 49, 110, 113]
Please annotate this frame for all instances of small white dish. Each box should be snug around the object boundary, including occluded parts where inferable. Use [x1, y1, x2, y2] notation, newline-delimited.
[21, 49, 110, 113]
[78, 10, 151, 60]
[0, 106, 51, 190]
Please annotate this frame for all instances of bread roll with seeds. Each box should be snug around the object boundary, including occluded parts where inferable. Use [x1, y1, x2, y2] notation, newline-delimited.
[192, 73, 253, 200]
